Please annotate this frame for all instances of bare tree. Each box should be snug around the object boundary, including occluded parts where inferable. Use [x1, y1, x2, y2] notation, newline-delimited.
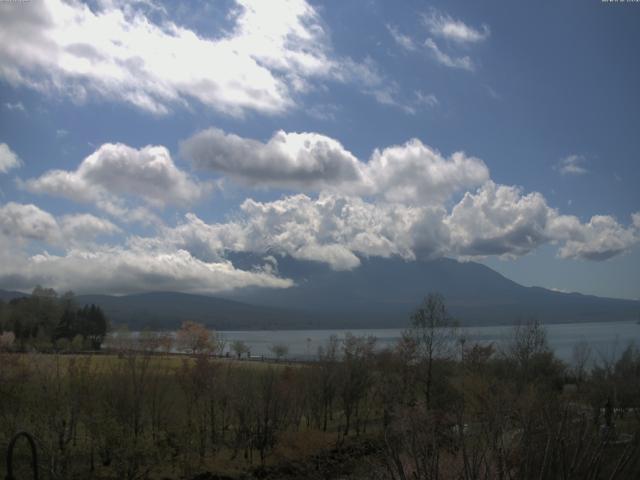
[506, 318, 552, 385]
[317, 335, 339, 431]
[408, 293, 458, 409]
[269, 343, 289, 361]
[231, 339, 250, 359]
[339, 333, 376, 436]
[571, 339, 592, 387]
[177, 321, 218, 355]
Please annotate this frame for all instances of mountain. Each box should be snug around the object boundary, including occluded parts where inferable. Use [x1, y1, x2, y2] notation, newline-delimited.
[73, 292, 315, 330]
[221, 255, 640, 327]
[2, 256, 638, 329]
[0, 289, 29, 301]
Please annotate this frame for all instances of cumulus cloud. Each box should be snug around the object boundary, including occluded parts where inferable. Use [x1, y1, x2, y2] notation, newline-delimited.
[24, 143, 210, 220]
[550, 214, 638, 261]
[0, 202, 120, 246]
[363, 139, 489, 204]
[0, 143, 22, 174]
[555, 154, 588, 175]
[422, 9, 490, 44]
[182, 127, 635, 263]
[59, 213, 122, 240]
[3, 129, 637, 295]
[0, 248, 292, 296]
[181, 128, 489, 205]
[0, 202, 292, 295]
[0, 0, 397, 116]
[445, 183, 640, 261]
[446, 182, 553, 257]
[152, 193, 431, 271]
[238, 194, 426, 268]
[1, 189, 637, 295]
[181, 128, 363, 190]
[0, 202, 59, 243]
[150, 186, 639, 272]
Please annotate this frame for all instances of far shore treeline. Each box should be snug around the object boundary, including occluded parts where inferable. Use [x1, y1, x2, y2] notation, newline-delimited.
[0, 286, 108, 352]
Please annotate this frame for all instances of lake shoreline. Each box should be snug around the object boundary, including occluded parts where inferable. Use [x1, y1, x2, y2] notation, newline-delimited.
[104, 320, 640, 364]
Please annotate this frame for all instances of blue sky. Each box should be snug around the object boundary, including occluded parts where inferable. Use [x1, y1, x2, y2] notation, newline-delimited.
[0, 0, 638, 299]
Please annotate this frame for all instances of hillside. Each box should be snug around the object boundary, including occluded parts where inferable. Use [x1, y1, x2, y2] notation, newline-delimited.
[74, 292, 315, 330]
[2, 256, 638, 329]
[222, 255, 640, 327]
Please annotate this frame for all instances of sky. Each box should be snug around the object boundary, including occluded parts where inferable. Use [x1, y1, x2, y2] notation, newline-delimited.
[0, 0, 639, 300]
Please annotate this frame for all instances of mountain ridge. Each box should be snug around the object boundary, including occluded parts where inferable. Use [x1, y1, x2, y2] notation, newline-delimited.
[1, 256, 638, 329]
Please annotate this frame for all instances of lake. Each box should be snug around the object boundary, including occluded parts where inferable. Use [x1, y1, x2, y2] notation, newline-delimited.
[216, 320, 640, 364]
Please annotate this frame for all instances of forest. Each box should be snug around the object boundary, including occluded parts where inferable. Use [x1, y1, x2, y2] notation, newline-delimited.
[1, 293, 640, 479]
[0, 287, 108, 352]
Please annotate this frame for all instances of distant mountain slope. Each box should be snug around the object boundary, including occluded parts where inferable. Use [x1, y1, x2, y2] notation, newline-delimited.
[222, 255, 640, 327]
[74, 292, 315, 330]
[0, 289, 29, 301]
[2, 256, 638, 329]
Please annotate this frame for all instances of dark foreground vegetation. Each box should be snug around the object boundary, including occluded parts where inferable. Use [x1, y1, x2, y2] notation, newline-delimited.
[1, 293, 640, 479]
[0, 286, 108, 352]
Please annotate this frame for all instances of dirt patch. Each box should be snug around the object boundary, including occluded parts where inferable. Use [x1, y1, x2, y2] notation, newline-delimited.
[248, 439, 383, 480]
[188, 438, 383, 480]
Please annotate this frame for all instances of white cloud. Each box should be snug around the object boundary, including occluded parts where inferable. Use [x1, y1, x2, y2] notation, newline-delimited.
[0, 202, 120, 247]
[363, 139, 489, 204]
[0, 0, 399, 116]
[555, 154, 588, 175]
[155, 193, 430, 271]
[181, 128, 363, 191]
[20, 128, 638, 272]
[181, 128, 489, 205]
[395, 91, 438, 116]
[306, 103, 340, 121]
[0, 202, 59, 243]
[156, 185, 639, 271]
[25, 143, 210, 220]
[387, 24, 416, 51]
[386, 13, 483, 72]
[424, 38, 474, 71]
[446, 183, 639, 261]
[238, 194, 426, 268]
[0, 143, 22, 174]
[332, 56, 415, 112]
[0, 202, 292, 295]
[422, 9, 490, 44]
[1, 188, 637, 295]
[415, 90, 439, 108]
[0, 246, 292, 296]
[550, 213, 638, 261]
[60, 213, 121, 240]
[0, 0, 320, 116]
[4, 101, 25, 112]
[4, 128, 637, 295]
[446, 182, 553, 257]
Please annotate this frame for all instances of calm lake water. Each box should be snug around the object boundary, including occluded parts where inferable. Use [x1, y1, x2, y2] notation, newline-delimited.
[215, 320, 640, 363]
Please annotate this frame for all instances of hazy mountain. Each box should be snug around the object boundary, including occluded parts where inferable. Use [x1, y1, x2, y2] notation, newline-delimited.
[221, 255, 640, 327]
[2, 256, 638, 329]
[73, 292, 316, 330]
[0, 289, 29, 301]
